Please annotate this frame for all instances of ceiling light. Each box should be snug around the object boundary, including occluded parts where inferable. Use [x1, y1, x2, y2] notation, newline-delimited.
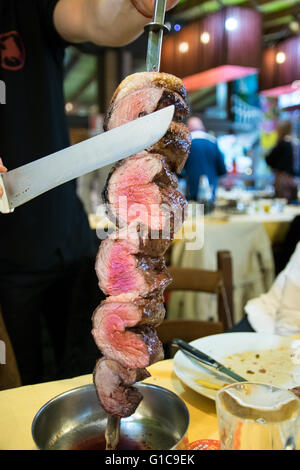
[200, 32, 210, 44]
[225, 17, 238, 32]
[179, 42, 189, 53]
[276, 52, 286, 64]
[65, 102, 73, 112]
[289, 21, 300, 33]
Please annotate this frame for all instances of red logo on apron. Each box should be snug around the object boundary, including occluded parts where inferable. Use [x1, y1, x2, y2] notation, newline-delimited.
[0, 31, 25, 70]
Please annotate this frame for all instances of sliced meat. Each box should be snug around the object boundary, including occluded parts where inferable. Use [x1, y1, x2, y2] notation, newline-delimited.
[104, 152, 177, 198]
[92, 300, 164, 368]
[98, 295, 166, 327]
[104, 88, 189, 131]
[95, 233, 172, 298]
[103, 152, 186, 232]
[106, 184, 186, 232]
[148, 122, 192, 174]
[104, 71, 190, 132]
[93, 358, 150, 417]
[108, 225, 172, 257]
[109, 72, 188, 104]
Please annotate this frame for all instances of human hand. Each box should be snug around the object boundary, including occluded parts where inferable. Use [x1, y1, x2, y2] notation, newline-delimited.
[133, 0, 179, 17]
[0, 158, 7, 198]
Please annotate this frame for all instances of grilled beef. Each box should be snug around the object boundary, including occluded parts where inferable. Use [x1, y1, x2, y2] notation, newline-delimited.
[148, 122, 192, 174]
[95, 233, 172, 298]
[109, 72, 187, 104]
[103, 152, 187, 232]
[92, 303, 164, 368]
[108, 225, 172, 257]
[104, 72, 189, 131]
[93, 358, 150, 417]
[91, 71, 191, 429]
[97, 295, 166, 327]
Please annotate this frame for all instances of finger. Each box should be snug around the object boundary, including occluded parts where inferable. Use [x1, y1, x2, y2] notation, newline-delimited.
[0, 158, 7, 173]
[0, 186, 3, 198]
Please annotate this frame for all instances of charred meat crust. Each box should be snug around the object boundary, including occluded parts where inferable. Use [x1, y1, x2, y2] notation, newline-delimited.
[103, 89, 189, 131]
[148, 122, 192, 174]
[93, 358, 150, 417]
[92, 295, 166, 328]
[156, 90, 190, 122]
[110, 72, 188, 105]
[130, 325, 164, 365]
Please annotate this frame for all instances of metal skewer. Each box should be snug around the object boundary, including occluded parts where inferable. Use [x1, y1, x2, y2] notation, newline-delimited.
[105, 1, 168, 451]
[105, 415, 120, 450]
[145, 0, 169, 72]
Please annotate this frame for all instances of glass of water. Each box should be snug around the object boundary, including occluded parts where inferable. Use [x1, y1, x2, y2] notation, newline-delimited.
[216, 383, 300, 450]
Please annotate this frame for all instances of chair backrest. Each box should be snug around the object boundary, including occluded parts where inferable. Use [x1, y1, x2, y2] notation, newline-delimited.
[156, 319, 224, 358]
[166, 250, 234, 330]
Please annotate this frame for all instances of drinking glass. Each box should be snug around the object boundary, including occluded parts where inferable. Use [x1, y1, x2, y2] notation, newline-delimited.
[216, 382, 300, 450]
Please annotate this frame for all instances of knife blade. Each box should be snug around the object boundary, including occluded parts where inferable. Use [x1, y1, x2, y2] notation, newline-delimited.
[0, 105, 174, 213]
[172, 338, 247, 383]
[145, 0, 168, 72]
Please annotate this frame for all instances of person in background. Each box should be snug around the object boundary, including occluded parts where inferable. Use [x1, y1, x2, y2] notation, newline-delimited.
[0, 0, 179, 386]
[184, 116, 227, 201]
[266, 121, 298, 202]
[228, 241, 300, 336]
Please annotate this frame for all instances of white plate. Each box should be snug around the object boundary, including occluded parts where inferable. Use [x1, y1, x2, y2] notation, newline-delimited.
[173, 333, 300, 401]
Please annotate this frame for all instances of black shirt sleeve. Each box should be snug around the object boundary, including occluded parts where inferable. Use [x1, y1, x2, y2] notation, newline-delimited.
[266, 141, 294, 175]
[36, 0, 70, 49]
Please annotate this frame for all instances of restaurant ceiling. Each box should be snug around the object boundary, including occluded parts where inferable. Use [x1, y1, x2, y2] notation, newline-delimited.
[64, 0, 300, 114]
[173, 0, 300, 45]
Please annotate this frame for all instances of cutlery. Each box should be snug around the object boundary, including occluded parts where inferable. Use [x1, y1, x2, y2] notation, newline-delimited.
[0, 105, 174, 213]
[172, 338, 247, 383]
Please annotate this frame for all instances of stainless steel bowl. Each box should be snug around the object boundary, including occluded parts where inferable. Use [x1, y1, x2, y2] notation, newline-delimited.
[32, 383, 189, 450]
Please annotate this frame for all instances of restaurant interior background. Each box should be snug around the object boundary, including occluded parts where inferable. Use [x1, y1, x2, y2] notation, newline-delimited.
[60, 0, 300, 328]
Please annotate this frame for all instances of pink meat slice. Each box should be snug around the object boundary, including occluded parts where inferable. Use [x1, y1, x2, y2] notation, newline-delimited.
[106, 152, 177, 191]
[109, 72, 188, 105]
[148, 122, 192, 174]
[95, 233, 172, 298]
[104, 153, 187, 231]
[93, 358, 150, 417]
[92, 301, 164, 368]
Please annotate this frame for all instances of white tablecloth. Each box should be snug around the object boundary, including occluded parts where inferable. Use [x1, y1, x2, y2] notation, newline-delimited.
[168, 221, 275, 324]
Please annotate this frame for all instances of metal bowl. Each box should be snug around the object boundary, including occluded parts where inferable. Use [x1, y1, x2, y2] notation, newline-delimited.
[32, 383, 189, 450]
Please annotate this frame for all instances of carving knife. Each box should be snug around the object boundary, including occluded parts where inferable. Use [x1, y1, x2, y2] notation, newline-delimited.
[145, 0, 169, 72]
[0, 105, 174, 213]
[172, 338, 247, 383]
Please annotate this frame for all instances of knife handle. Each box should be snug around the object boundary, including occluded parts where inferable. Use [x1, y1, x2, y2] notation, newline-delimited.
[0, 175, 13, 213]
[172, 338, 219, 368]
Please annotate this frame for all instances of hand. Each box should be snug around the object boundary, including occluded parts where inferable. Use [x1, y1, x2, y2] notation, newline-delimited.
[134, 0, 179, 17]
[0, 158, 7, 198]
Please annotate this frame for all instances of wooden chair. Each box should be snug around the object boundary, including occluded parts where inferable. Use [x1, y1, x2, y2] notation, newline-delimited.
[157, 251, 234, 357]
[166, 250, 234, 330]
[0, 310, 22, 390]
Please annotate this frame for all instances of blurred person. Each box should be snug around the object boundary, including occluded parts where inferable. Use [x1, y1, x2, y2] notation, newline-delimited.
[228, 241, 300, 336]
[266, 121, 298, 202]
[0, 0, 179, 386]
[184, 116, 227, 201]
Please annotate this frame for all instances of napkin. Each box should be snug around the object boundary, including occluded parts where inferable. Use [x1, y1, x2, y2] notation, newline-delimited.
[245, 242, 300, 336]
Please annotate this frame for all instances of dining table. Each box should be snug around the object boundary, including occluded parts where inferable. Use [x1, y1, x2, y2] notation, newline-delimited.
[0, 359, 219, 451]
